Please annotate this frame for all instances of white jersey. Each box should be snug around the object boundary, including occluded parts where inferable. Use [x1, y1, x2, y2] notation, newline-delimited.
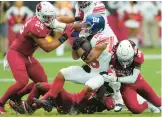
[89, 31, 118, 72]
[75, 1, 116, 35]
[60, 31, 117, 90]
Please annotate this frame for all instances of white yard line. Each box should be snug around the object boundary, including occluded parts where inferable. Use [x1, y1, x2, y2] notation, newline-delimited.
[0, 54, 161, 82]
[0, 54, 161, 64]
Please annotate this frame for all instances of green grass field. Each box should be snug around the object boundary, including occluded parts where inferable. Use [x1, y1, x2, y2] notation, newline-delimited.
[0, 48, 161, 117]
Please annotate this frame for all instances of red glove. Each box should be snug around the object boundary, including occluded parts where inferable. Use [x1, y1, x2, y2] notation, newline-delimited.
[63, 24, 74, 37]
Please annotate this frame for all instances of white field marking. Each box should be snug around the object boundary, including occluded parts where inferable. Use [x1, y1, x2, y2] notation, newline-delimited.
[156, 71, 161, 74]
[0, 54, 161, 64]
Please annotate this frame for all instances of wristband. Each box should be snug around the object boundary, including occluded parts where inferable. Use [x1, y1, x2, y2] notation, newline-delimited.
[58, 34, 68, 43]
[81, 51, 89, 61]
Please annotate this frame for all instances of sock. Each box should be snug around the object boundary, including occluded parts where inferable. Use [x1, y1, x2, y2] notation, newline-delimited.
[27, 82, 51, 104]
[48, 77, 64, 98]
[0, 82, 24, 105]
[17, 82, 35, 97]
[75, 88, 88, 104]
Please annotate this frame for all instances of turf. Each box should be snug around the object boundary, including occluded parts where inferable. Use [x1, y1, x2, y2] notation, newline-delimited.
[0, 48, 161, 117]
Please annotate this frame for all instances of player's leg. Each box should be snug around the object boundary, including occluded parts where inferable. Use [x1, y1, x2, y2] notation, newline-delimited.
[69, 74, 105, 114]
[10, 82, 52, 114]
[17, 57, 48, 98]
[137, 78, 161, 109]
[26, 82, 51, 105]
[54, 89, 76, 114]
[0, 50, 29, 113]
[121, 85, 148, 114]
[109, 82, 123, 112]
[33, 66, 97, 112]
[43, 66, 94, 100]
[17, 82, 35, 98]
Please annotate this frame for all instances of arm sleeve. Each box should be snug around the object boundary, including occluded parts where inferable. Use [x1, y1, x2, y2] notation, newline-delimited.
[118, 68, 140, 83]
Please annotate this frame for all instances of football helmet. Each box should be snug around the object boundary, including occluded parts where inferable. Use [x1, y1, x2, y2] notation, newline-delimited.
[116, 40, 135, 68]
[77, 1, 92, 9]
[79, 14, 105, 38]
[36, 2, 56, 26]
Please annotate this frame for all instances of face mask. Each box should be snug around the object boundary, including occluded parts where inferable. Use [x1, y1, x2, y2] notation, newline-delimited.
[79, 22, 93, 38]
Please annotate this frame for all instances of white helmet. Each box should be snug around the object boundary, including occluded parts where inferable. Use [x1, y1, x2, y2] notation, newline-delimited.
[36, 2, 56, 26]
[116, 40, 135, 68]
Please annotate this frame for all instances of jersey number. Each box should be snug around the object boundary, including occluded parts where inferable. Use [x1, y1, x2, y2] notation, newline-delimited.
[35, 21, 44, 30]
[89, 61, 100, 68]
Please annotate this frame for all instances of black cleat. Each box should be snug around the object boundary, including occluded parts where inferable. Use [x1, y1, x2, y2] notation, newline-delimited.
[9, 100, 27, 114]
[32, 98, 54, 112]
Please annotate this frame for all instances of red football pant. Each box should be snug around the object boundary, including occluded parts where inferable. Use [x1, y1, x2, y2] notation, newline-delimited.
[0, 49, 47, 105]
[121, 75, 161, 114]
[26, 82, 51, 104]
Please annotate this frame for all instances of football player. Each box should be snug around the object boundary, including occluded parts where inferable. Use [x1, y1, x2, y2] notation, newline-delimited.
[75, 2, 123, 111]
[9, 82, 115, 114]
[104, 40, 161, 114]
[0, 2, 77, 114]
[32, 14, 118, 114]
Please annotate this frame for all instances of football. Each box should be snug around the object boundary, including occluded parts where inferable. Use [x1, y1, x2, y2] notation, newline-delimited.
[81, 38, 92, 52]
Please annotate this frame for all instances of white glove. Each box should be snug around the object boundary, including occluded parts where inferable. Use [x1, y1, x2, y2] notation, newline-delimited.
[3, 55, 10, 72]
[48, 19, 66, 32]
[103, 73, 118, 82]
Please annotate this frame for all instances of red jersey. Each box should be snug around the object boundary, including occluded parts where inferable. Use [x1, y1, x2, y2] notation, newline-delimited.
[10, 16, 52, 56]
[110, 48, 144, 77]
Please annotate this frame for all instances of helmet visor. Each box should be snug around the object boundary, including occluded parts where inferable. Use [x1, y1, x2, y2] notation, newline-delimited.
[117, 56, 134, 68]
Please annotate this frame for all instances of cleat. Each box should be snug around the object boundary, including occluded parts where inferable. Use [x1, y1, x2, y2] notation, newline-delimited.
[32, 98, 53, 112]
[9, 100, 27, 114]
[146, 101, 160, 113]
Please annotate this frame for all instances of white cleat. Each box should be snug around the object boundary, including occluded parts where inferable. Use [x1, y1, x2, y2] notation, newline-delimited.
[147, 102, 160, 113]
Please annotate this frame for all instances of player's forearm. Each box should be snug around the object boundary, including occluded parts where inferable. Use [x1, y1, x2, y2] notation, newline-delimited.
[118, 69, 140, 83]
[54, 19, 81, 32]
[57, 16, 75, 23]
[44, 40, 62, 52]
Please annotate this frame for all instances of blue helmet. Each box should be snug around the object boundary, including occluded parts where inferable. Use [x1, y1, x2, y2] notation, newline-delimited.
[79, 14, 105, 38]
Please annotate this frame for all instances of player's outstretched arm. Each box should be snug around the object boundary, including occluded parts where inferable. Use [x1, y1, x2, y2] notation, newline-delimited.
[56, 16, 75, 23]
[28, 32, 68, 52]
[118, 65, 141, 83]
